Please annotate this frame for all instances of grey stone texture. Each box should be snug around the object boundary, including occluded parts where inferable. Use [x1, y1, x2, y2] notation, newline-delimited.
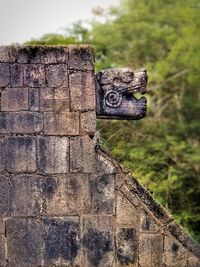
[29, 88, 39, 111]
[10, 175, 43, 216]
[69, 71, 95, 111]
[46, 64, 68, 87]
[24, 64, 45, 87]
[0, 63, 10, 87]
[44, 111, 79, 135]
[5, 137, 37, 173]
[70, 136, 96, 173]
[0, 45, 199, 267]
[40, 87, 70, 111]
[38, 136, 69, 174]
[1, 88, 28, 111]
[7, 218, 43, 267]
[43, 174, 91, 215]
[0, 175, 10, 216]
[10, 64, 23, 87]
[0, 112, 43, 134]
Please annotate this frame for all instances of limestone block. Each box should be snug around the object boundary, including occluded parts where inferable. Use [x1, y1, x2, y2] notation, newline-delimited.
[69, 71, 95, 111]
[0, 46, 16, 63]
[44, 112, 79, 135]
[80, 111, 96, 134]
[0, 139, 5, 172]
[120, 185, 141, 207]
[43, 216, 81, 266]
[116, 228, 138, 266]
[1, 88, 28, 111]
[5, 137, 37, 173]
[0, 236, 6, 267]
[97, 154, 118, 174]
[40, 47, 67, 64]
[24, 64, 45, 87]
[70, 136, 96, 173]
[116, 191, 139, 226]
[10, 64, 23, 87]
[29, 88, 39, 111]
[7, 218, 43, 267]
[163, 236, 187, 266]
[46, 64, 68, 87]
[43, 174, 91, 215]
[82, 216, 114, 267]
[140, 209, 159, 232]
[0, 63, 10, 87]
[0, 219, 5, 234]
[188, 257, 200, 267]
[40, 87, 69, 111]
[139, 233, 163, 267]
[0, 175, 9, 216]
[68, 45, 94, 70]
[1, 112, 43, 134]
[90, 174, 115, 214]
[38, 136, 69, 174]
[10, 175, 43, 216]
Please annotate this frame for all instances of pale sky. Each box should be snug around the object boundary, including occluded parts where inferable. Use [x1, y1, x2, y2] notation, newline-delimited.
[0, 0, 120, 45]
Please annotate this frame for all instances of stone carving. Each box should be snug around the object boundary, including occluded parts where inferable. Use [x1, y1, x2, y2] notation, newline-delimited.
[96, 68, 148, 120]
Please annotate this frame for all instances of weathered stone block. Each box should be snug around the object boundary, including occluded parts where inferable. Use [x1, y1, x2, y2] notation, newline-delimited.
[163, 236, 187, 266]
[5, 137, 36, 173]
[97, 154, 118, 174]
[116, 228, 138, 266]
[43, 216, 81, 266]
[0, 113, 6, 133]
[24, 64, 45, 87]
[1, 88, 28, 111]
[38, 136, 69, 174]
[140, 209, 159, 232]
[139, 233, 163, 267]
[0, 139, 5, 171]
[116, 191, 138, 226]
[68, 45, 94, 70]
[3, 112, 43, 133]
[10, 64, 23, 87]
[70, 136, 96, 173]
[7, 218, 42, 267]
[40, 87, 70, 111]
[188, 257, 200, 267]
[10, 175, 43, 216]
[0, 63, 10, 87]
[44, 112, 79, 135]
[40, 47, 67, 64]
[0, 219, 5, 234]
[90, 174, 115, 214]
[0, 236, 6, 266]
[43, 174, 91, 215]
[82, 216, 114, 267]
[46, 64, 68, 87]
[69, 71, 95, 111]
[80, 111, 96, 134]
[120, 184, 141, 207]
[0, 176, 9, 216]
[29, 88, 39, 111]
[0, 46, 16, 63]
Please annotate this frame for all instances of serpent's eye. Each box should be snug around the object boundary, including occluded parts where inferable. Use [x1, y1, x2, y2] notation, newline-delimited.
[113, 77, 122, 86]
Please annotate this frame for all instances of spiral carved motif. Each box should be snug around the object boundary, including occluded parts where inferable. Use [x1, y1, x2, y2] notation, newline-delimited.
[104, 90, 122, 108]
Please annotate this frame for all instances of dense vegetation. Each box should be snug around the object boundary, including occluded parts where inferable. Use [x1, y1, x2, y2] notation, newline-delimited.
[27, 0, 200, 241]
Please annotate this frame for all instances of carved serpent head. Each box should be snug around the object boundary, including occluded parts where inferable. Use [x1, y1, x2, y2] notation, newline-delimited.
[96, 68, 148, 120]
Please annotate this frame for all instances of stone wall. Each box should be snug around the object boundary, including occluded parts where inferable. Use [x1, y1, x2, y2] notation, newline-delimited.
[0, 46, 199, 266]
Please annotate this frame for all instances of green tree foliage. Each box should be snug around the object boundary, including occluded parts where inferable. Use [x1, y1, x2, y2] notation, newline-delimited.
[27, 0, 200, 241]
